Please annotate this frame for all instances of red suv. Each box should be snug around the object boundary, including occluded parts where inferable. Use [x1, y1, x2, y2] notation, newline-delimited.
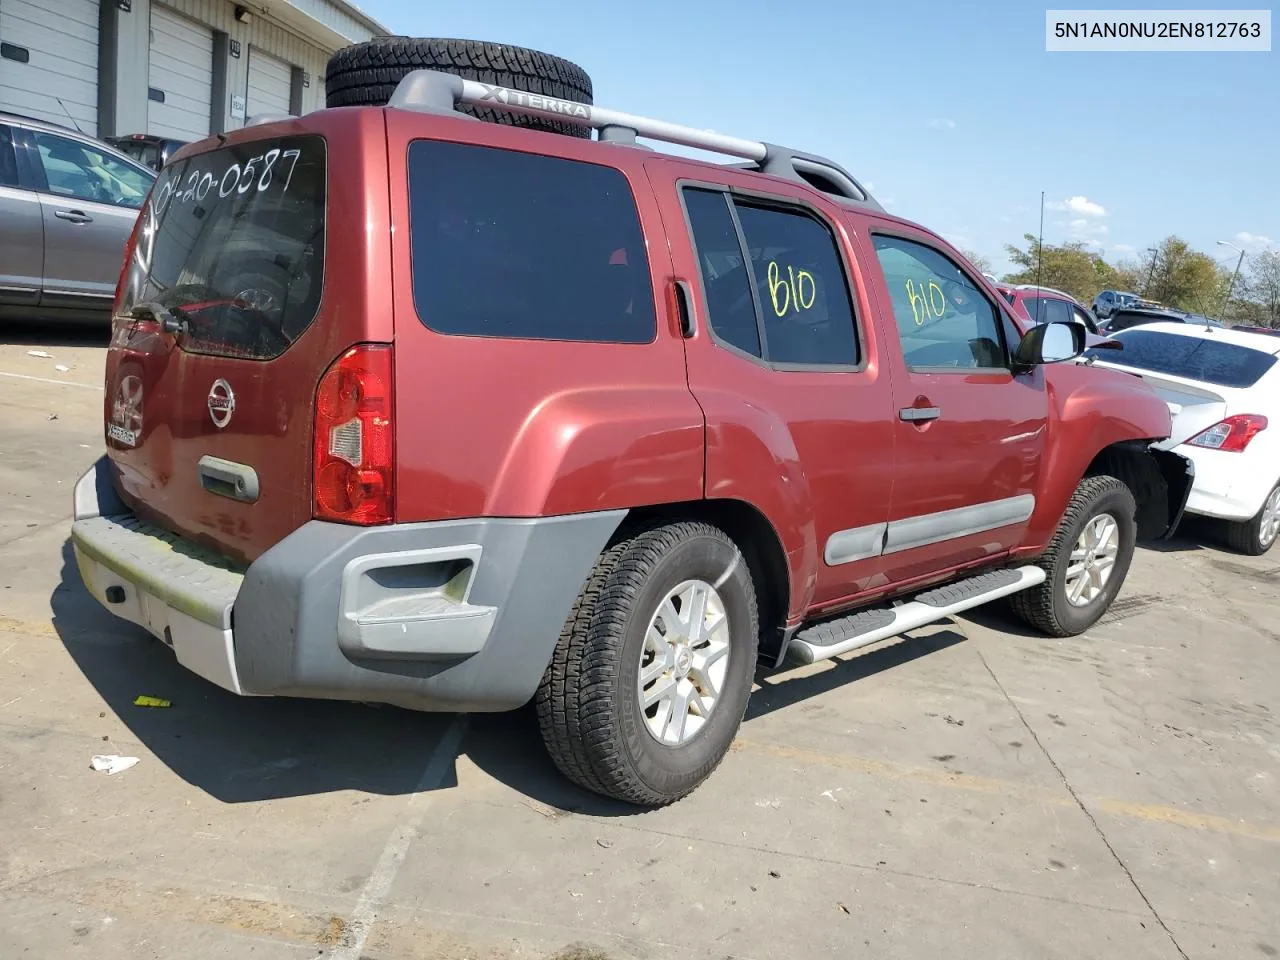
[72, 40, 1191, 806]
[997, 284, 1101, 333]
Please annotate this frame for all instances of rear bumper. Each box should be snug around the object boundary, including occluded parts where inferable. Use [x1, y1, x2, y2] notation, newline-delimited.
[72, 457, 625, 711]
[1174, 444, 1273, 522]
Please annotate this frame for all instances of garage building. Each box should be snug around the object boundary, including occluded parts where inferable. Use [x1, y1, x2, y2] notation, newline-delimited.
[0, 0, 388, 141]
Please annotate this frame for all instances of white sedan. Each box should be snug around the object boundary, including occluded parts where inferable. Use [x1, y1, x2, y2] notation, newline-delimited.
[1083, 321, 1280, 554]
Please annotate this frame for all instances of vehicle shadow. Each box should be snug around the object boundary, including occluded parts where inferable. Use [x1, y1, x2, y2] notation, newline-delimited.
[0, 319, 109, 348]
[52, 538, 468, 804]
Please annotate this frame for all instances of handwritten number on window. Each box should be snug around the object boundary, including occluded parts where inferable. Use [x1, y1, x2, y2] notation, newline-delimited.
[904, 277, 947, 326]
[767, 260, 817, 318]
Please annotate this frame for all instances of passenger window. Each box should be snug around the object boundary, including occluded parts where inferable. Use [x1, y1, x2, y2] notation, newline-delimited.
[0, 125, 19, 188]
[682, 187, 859, 366]
[407, 140, 656, 344]
[733, 203, 858, 365]
[682, 188, 761, 357]
[872, 235, 1006, 371]
[1042, 298, 1073, 324]
[32, 133, 152, 208]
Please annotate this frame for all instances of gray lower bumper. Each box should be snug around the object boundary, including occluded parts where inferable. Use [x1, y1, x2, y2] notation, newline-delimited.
[71, 457, 625, 711]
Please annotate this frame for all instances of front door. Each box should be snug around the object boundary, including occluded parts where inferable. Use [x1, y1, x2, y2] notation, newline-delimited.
[0, 123, 43, 308]
[861, 228, 1049, 585]
[25, 128, 152, 306]
[646, 158, 897, 616]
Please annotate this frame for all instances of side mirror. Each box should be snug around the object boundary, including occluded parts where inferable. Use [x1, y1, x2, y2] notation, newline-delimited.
[1015, 320, 1087, 365]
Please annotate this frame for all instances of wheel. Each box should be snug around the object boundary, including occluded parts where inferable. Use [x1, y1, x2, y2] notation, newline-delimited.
[323, 37, 593, 138]
[1225, 482, 1280, 555]
[535, 522, 758, 806]
[1011, 476, 1137, 637]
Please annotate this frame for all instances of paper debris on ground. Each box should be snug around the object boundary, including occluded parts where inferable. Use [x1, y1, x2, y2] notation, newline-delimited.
[90, 755, 140, 775]
[55, 364, 70, 372]
[133, 695, 171, 708]
[26, 350, 53, 359]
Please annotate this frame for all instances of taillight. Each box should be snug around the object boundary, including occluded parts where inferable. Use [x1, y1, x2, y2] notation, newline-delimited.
[313, 344, 394, 524]
[1187, 414, 1268, 453]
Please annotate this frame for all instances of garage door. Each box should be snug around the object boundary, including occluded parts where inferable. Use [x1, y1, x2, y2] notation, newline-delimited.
[246, 47, 292, 120]
[148, 5, 213, 141]
[0, 0, 99, 136]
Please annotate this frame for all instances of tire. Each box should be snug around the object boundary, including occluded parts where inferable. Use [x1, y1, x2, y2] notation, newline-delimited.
[1011, 476, 1137, 637]
[324, 37, 593, 138]
[1225, 482, 1280, 555]
[535, 522, 759, 806]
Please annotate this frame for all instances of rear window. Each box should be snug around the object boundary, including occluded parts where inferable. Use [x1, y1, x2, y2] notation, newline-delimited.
[120, 134, 326, 360]
[1086, 329, 1278, 388]
[407, 140, 655, 344]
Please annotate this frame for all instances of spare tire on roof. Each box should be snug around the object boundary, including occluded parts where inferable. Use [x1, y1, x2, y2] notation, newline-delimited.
[323, 37, 594, 138]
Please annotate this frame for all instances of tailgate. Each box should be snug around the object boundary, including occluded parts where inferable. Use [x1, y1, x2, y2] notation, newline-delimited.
[106, 134, 330, 565]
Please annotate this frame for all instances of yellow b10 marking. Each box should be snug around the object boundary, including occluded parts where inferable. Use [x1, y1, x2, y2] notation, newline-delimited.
[768, 261, 817, 318]
[905, 278, 947, 326]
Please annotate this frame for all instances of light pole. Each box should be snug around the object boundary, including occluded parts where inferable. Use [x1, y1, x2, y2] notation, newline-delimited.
[1217, 240, 1246, 319]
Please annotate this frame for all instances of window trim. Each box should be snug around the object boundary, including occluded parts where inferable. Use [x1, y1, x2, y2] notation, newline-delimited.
[676, 177, 867, 373]
[869, 227, 1019, 376]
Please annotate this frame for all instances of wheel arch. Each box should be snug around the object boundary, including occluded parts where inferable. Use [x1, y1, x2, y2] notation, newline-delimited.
[621, 498, 792, 663]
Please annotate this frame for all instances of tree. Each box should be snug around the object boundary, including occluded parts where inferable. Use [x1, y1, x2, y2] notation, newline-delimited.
[959, 249, 993, 275]
[1240, 250, 1280, 327]
[1131, 237, 1230, 314]
[1000, 234, 1118, 303]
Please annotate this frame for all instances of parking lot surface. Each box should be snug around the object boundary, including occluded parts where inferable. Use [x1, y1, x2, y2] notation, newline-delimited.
[2, 325, 1278, 960]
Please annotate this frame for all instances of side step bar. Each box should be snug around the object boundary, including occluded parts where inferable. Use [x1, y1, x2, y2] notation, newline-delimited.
[788, 566, 1046, 665]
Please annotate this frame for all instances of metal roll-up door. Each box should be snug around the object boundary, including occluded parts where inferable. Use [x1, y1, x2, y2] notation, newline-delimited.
[0, 0, 99, 135]
[147, 5, 214, 141]
[246, 47, 292, 120]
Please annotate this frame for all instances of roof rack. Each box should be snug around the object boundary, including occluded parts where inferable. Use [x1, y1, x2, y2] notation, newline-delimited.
[386, 70, 883, 213]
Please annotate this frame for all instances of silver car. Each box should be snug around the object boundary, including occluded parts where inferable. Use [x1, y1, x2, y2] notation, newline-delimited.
[1, 112, 156, 322]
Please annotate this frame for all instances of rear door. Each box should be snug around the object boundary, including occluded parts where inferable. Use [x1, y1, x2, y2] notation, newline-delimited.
[105, 116, 389, 565]
[861, 226, 1048, 583]
[0, 122, 42, 308]
[644, 157, 897, 613]
[25, 128, 153, 305]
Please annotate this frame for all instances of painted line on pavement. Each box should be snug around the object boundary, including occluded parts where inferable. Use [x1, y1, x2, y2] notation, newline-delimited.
[329, 715, 469, 960]
[0, 371, 103, 390]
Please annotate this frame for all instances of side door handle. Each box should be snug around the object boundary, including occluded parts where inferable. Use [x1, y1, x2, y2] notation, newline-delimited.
[899, 406, 941, 423]
[54, 209, 94, 224]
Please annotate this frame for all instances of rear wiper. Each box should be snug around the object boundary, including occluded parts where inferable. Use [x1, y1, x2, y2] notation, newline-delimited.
[130, 301, 189, 336]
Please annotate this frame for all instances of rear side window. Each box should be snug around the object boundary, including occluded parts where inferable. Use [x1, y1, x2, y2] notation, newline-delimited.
[407, 140, 655, 344]
[120, 134, 326, 360]
[682, 187, 859, 366]
[1086, 330, 1278, 388]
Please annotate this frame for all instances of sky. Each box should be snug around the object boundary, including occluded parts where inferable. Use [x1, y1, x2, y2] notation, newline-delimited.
[353, 0, 1278, 276]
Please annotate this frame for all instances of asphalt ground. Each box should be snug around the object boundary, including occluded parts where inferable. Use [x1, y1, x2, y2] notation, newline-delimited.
[1, 323, 1277, 960]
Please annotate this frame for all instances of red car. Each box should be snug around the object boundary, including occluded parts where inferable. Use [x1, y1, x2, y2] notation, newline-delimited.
[71, 38, 1191, 806]
[996, 283, 1101, 333]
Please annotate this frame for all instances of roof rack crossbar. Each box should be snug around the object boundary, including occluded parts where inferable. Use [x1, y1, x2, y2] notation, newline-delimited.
[387, 70, 881, 209]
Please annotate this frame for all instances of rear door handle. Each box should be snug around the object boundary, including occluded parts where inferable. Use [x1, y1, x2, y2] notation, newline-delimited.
[899, 406, 941, 423]
[54, 210, 93, 224]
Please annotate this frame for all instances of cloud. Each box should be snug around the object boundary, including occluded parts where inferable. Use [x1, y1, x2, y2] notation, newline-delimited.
[1047, 195, 1107, 218]
[1235, 231, 1273, 251]
[1110, 243, 1136, 255]
[928, 118, 956, 130]
[862, 181, 875, 192]
[1054, 217, 1109, 244]
[881, 197, 896, 206]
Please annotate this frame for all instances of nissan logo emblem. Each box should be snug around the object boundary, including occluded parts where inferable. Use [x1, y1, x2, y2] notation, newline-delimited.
[208, 378, 235, 428]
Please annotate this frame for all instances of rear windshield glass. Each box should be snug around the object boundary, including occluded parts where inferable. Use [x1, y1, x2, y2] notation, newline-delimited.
[1086, 329, 1278, 388]
[407, 140, 655, 344]
[120, 134, 326, 360]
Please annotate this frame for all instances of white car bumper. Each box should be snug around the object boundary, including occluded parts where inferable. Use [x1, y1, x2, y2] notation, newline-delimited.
[1177, 444, 1274, 522]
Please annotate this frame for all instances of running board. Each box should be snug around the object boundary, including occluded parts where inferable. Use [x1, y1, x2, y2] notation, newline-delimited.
[787, 566, 1046, 665]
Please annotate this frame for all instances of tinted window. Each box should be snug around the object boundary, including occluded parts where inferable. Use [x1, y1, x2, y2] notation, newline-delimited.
[683, 188, 760, 356]
[33, 132, 153, 207]
[1042, 298, 1073, 324]
[1107, 309, 1181, 333]
[872, 235, 1006, 370]
[1086, 330, 1278, 388]
[1021, 296, 1043, 322]
[0, 125, 19, 187]
[408, 140, 655, 344]
[120, 134, 326, 361]
[734, 203, 858, 365]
